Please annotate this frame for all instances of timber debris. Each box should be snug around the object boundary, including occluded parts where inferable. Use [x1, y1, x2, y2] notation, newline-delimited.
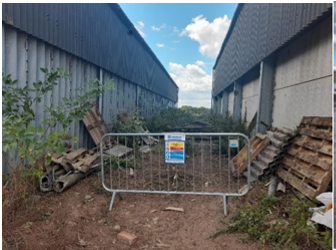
[40, 105, 159, 193]
[231, 133, 270, 177]
[277, 116, 332, 199]
[232, 116, 332, 200]
[40, 148, 101, 192]
[82, 104, 110, 147]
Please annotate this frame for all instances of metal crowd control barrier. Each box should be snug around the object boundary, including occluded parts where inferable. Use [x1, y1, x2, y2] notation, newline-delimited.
[100, 133, 250, 215]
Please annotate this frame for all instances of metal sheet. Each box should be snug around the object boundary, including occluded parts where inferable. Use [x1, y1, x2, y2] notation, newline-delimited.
[213, 3, 331, 97]
[2, 3, 178, 102]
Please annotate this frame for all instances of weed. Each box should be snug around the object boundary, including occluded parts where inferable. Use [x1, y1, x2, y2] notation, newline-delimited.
[212, 193, 332, 249]
[103, 156, 140, 169]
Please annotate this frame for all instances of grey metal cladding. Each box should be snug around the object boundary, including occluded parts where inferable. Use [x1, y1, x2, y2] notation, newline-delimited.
[212, 3, 332, 97]
[2, 3, 178, 102]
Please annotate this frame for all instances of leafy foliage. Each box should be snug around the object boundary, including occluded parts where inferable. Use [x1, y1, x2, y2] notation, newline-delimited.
[110, 107, 145, 133]
[2, 68, 114, 178]
[144, 106, 211, 132]
[208, 113, 247, 155]
[208, 113, 246, 134]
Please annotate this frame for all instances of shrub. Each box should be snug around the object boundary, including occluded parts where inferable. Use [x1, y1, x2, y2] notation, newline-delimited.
[2, 68, 114, 187]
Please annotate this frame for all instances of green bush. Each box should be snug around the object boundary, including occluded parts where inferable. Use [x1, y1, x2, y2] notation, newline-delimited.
[2, 68, 114, 179]
[145, 107, 195, 132]
[208, 113, 247, 155]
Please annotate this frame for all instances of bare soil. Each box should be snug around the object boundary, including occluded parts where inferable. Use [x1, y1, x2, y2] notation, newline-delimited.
[3, 173, 274, 250]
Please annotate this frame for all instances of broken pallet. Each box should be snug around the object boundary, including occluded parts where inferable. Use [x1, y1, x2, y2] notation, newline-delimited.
[231, 133, 270, 177]
[83, 104, 109, 146]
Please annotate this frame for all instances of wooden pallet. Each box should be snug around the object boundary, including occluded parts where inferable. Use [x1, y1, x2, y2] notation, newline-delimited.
[277, 116, 332, 199]
[82, 104, 109, 146]
[232, 133, 270, 177]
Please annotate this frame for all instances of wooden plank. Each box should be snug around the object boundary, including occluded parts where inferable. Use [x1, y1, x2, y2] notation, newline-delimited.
[82, 152, 100, 166]
[233, 136, 260, 166]
[82, 105, 108, 146]
[63, 148, 87, 163]
[277, 166, 316, 199]
[72, 161, 90, 173]
[300, 116, 332, 127]
[278, 163, 331, 199]
[293, 137, 332, 156]
[297, 127, 332, 141]
[163, 207, 184, 213]
[233, 137, 270, 177]
[52, 154, 65, 165]
[316, 170, 332, 195]
[287, 147, 332, 171]
[281, 156, 327, 185]
[255, 133, 267, 140]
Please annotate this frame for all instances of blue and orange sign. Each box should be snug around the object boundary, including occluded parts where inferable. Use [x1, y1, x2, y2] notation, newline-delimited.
[164, 134, 186, 164]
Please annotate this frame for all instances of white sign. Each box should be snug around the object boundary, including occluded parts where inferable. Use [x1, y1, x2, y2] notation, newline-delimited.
[229, 139, 239, 148]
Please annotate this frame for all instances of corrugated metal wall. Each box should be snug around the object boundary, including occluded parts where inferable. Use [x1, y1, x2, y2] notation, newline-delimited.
[2, 23, 176, 173]
[2, 24, 96, 151]
[2, 3, 178, 102]
[101, 71, 176, 128]
[212, 3, 332, 97]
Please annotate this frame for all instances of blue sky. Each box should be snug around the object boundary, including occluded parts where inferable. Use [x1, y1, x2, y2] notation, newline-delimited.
[119, 3, 238, 108]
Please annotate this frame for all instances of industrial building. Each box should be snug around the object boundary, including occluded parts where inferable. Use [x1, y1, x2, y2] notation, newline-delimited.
[212, 3, 332, 133]
[2, 3, 178, 150]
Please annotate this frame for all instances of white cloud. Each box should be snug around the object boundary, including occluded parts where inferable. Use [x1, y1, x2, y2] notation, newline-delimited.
[181, 14, 231, 59]
[169, 62, 212, 108]
[151, 23, 166, 32]
[178, 91, 211, 108]
[196, 60, 206, 67]
[135, 21, 146, 38]
[173, 26, 180, 34]
[151, 26, 160, 32]
[156, 43, 165, 48]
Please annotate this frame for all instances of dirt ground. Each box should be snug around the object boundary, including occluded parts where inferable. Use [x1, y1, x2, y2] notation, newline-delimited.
[3, 172, 276, 250]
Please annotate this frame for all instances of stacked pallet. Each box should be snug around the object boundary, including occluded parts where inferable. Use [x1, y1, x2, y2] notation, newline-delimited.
[249, 128, 295, 181]
[277, 117, 332, 199]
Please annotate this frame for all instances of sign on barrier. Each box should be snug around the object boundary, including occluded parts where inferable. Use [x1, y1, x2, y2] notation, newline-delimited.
[164, 134, 186, 164]
[229, 139, 239, 148]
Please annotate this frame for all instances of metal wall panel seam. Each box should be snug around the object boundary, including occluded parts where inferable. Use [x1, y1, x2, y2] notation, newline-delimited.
[35, 40, 46, 130]
[2, 24, 5, 72]
[44, 44, 52, 134]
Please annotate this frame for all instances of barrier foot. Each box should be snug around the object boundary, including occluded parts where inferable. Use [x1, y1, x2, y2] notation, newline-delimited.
[109, 192, 117, 211]
[223, 195, 228, 216]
